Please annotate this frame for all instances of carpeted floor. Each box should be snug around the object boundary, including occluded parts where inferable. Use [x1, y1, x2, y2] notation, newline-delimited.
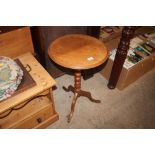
[47, 68, 155, 129]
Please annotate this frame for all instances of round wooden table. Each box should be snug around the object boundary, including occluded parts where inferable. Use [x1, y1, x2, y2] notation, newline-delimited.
[48, 34, 108, 122]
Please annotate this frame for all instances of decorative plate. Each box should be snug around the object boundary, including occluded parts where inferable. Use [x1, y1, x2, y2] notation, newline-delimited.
[0, 56, 23, 101]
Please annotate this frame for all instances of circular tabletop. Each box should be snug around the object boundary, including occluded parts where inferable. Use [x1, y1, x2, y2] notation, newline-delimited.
[48, 34, 108, 70]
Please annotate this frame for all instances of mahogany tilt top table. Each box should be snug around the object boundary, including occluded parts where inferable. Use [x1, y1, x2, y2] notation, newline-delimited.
[48, 34, 108, 122]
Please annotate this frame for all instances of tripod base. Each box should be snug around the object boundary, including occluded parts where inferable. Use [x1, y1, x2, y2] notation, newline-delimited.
[63, 85, 101, 123]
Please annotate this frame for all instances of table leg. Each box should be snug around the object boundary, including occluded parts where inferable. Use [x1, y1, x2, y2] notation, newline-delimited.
[79, 90, 100, 103]
[63, 70, 101, 123]
[67, 93, 78, 123]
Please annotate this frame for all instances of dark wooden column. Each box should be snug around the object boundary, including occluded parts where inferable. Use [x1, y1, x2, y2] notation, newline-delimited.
[107, 26, 136, 89]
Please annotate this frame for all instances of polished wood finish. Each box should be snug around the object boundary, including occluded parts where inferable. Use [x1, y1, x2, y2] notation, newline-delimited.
[48, 34, 108, 122]
[0, 27, 34, 58]
[48, 34, 108, 69]
[107, 26, 136, 89]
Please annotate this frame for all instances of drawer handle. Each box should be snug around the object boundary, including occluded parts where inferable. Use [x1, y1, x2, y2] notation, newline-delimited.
[37, 118, 42, 123]
[25, 64, 31, 72]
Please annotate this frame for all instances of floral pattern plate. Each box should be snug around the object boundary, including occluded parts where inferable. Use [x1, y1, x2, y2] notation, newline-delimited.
[0, 56, 23, 101]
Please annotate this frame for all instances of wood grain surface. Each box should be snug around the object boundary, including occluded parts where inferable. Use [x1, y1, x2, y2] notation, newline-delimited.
[48, 34, 108, 69]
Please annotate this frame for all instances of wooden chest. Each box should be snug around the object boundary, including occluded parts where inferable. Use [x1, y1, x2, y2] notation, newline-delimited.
[0, 27, 59, 128]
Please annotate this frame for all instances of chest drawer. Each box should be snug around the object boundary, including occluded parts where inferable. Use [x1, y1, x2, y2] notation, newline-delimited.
[0, 96, 58, 129]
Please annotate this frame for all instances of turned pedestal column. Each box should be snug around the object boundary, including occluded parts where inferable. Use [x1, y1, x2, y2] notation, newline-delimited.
[108, 26, 136, 89]
[63, 70, 100, 122]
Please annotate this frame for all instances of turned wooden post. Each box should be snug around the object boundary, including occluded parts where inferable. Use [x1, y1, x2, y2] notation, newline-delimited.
[107, 26, 136, 89]
[74, 70, 81, 93]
